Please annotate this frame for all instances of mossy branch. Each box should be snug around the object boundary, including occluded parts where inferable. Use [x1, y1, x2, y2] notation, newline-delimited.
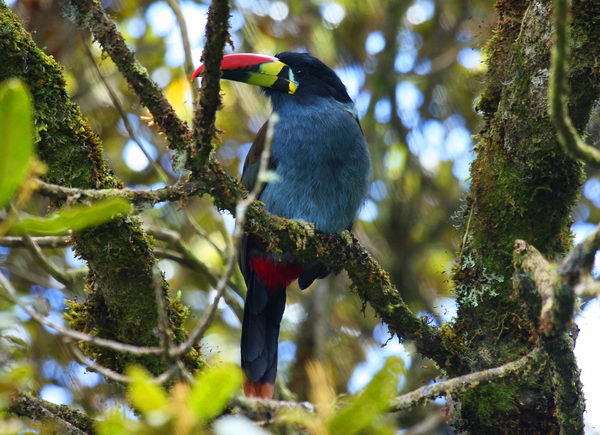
[35, 179, 204, 208]
[549, 0, 600, 166]
[63, 0, 191, 157]
[33, 177, 469, 370]
[392, 348, 541, 411]
[8, 392, 95, 435]
[452, 0, 598, 427]
[191, 0, 231, 169]
[513, 240, 585, 434]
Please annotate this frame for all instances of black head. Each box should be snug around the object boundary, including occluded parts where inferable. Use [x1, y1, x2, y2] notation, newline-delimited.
[271, 52, 352, 104]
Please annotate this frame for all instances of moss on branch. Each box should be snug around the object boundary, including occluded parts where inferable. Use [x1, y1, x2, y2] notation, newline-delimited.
[62, 0, 191, 158]
[451, 0, 598, 431]
[513, 240, 584, 434]
[8, 392, 95, 434]
[191, 0, 231, 169]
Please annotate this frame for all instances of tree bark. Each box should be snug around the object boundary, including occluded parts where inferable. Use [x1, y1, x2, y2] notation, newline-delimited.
[452, 0, 599, 431]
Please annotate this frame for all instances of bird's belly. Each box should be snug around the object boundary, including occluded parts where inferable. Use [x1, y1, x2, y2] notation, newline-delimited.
[260, 162, 364, 233]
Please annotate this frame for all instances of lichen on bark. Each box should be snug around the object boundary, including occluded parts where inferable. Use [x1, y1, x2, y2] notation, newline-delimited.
[451, 0, 599, 431]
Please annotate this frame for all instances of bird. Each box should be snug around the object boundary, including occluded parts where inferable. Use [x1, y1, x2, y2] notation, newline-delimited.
[192, 52, 371, 399]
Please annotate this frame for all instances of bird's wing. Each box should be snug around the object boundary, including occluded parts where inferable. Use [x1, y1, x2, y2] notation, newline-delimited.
[338, 102, 365, 135]
[241, 119, 271, 194]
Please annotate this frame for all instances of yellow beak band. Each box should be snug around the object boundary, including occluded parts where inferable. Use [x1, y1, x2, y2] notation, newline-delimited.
[221, 59, 298, 95]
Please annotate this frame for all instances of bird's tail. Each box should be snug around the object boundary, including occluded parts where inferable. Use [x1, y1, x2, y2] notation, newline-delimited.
[241, 270, 287, 399]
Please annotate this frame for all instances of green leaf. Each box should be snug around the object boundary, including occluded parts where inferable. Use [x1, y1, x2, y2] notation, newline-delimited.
[95, 408, 135, 435]
[126, 366, 168, 415]
[328, 357, 404, 435]
[1, 334, 28, 348]
[10, 198, 131, 235]
[0, 79, 34, 208]
[189, 363, 242, 424]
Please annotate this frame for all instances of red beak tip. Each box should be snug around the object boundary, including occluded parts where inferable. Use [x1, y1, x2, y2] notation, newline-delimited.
[191, 53, 279, 81]
[191, 66, 205, 81]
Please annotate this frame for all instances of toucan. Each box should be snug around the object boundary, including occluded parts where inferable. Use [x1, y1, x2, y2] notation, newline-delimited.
[192, 52, 370, 399]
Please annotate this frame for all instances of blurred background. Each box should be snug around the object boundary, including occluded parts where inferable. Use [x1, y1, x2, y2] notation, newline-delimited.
[1, 0, 599, 432]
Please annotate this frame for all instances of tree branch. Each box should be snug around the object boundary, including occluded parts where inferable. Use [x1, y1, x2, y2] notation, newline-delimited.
[0, 236, 71, 248]
[35, 179, 203, 208]
[227, 349, 541, 423]
[8, 392, 94, 435]
[63, 0, 190, 157]
[190, 0, 231, 168]
[513, 240, 584, 434]
[548, 0, 600, 166]
[392, 348, 542, 411]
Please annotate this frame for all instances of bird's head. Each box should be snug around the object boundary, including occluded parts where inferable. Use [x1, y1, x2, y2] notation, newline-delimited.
[192, 52, 351, 104]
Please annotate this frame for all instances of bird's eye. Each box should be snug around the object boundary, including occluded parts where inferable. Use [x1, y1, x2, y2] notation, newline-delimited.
[294, 68, 306, 78]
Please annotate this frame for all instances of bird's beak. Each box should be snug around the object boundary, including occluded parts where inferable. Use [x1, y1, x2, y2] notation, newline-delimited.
[191, 53, 298, 95]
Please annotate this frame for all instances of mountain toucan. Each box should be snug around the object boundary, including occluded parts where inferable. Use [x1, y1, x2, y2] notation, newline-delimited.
[192, 52, 370, 399]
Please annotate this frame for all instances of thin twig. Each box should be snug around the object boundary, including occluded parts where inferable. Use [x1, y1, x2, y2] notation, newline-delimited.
[184, 213, 227, 257]
[0, 235, 71, 248]
[171, 116, 276, 357]
[22, 233, 73, 287]
[167, 0, 199, 103]
[0, 271, 164, 356]
[82, 39, 172, 184]
[69, 342, 129, 383]
[68, 340, 179, 384]
[392, 348, 542, 411]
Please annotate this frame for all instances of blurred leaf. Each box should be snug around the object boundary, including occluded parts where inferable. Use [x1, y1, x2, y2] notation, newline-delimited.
[0, 419, 24, 434]
[0, 79, 34, 208]
[0, 364, 34, 392]
[96, 408, 134, 435]
[126, 366, 168, 415]
[189, 363, 242, 424]
[9, 198, 131, 235]
[328, 357, 403, 435]
[1, 334, 27, 348]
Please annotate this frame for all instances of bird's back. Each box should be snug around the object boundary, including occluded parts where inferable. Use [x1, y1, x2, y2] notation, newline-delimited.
[259, 96, 370, 233]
